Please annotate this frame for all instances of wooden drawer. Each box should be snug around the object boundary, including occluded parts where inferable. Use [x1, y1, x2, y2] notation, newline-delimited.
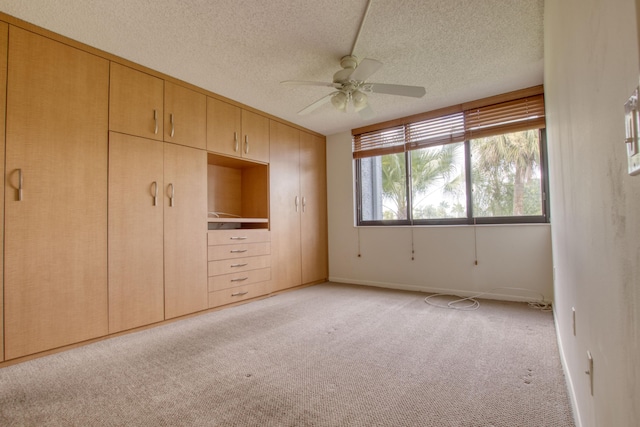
[207, 229, 270, 246]
[208, 267, 271, 292]
[208, 242, 270, 261]
[208, 281, 270, 308]
[208, 254, 271, 276]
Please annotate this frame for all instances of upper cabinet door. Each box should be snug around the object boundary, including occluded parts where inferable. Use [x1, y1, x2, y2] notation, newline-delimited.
[207, 97, 242, 156]
[164, 82, 206, 149]
[4, 26, 109, 360]
[241, 110, 269, 163]
[109, 62, 164, 140]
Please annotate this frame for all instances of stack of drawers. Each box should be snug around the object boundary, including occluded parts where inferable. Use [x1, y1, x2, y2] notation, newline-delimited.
[207, 229, 271, 308]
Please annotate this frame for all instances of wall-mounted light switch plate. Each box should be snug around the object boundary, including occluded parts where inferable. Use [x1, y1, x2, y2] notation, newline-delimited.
[624, 86, 640, 175]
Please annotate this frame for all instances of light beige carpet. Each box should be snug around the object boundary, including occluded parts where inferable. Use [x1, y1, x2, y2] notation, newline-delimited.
[0, 282, 574, 426]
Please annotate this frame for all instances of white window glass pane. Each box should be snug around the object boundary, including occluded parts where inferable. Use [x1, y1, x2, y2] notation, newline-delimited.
[470, 130, 542, 217]
[411, 143, 466, 219]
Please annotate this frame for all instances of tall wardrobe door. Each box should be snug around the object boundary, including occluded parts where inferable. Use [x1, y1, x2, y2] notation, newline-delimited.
[300, 132, 328, 284]
[108, 132, 165, 333]
[269, 121, 302, 292]
[164, 143, 208, 319]
[4, 27, 109, 360]
[0, 22, 8, 362]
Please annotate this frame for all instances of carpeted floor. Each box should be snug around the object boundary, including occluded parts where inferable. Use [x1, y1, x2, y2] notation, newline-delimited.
[0, 282, 575, 426]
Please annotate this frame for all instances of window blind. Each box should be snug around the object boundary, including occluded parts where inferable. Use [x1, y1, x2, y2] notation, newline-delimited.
[463, 94, 545, 140]
[352, 87, 545, 159]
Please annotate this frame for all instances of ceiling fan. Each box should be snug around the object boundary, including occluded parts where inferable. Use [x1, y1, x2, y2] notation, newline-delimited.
[281, 55, 426, 119]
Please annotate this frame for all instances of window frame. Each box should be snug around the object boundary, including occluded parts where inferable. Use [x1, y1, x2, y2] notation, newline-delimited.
[353, 86, 549, 227]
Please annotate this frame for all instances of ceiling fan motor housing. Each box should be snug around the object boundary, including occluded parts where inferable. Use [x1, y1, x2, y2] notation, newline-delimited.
[333, 55, 359, 83]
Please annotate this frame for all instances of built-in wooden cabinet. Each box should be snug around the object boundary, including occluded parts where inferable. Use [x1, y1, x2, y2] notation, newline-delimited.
[0, 15, 326, 364]
[164, 81, 206, 149]
[110, 62, 164, 140]
[0, 22, 8, 362]
[207, 97, 270, 163]
[4, 26, 110, 360]
[108, 132, 165, 333]
[269, 122, 328, 292]
[164, 143, 208, 319]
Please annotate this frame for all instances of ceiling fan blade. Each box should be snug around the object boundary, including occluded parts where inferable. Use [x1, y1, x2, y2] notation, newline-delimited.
[349, 58, 383, 82]
[357, 103, 375, 120]
[369, 83, 426, 98]
[281, 80, 338, 88]
[298, 92, 338, 115]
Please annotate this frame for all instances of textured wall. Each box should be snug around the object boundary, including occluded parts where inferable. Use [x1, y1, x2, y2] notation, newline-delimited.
[544, 0, 640, 425]
[326, 131, 554, 302]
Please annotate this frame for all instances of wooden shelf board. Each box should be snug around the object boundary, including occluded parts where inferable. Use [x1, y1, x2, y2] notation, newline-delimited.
[207, 217, 268, 223]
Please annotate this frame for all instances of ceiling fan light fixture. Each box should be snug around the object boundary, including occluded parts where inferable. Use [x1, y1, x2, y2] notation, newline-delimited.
[352, 90, 368, 112]
[331, 91, 348, 112]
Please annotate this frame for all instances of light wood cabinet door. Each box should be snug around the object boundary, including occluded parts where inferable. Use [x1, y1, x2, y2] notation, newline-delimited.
[4, 27, 109, 360]
[0, 22, 8, 362]
[164, 82, 206, 149]
[110, 62, 164, 140]
[207, 97, 242, 156]
[164, 143, 208, 319]
[108, 133, 165, 333]
[242, 110, 270, 163]
[269, 121, 302, 292]
[300, 132, 328, 284]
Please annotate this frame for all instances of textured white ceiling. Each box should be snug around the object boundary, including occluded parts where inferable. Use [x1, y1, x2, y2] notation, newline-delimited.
[0, 0, 543, 136]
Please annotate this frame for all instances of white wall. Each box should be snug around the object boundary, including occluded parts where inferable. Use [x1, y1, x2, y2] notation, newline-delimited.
[327, 131, 554, 302]
[544, 0, 640, 426]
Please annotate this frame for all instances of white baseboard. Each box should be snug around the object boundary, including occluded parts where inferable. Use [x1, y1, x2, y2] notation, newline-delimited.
[551, 305, 582, 427]
[328, 276, 550, 303]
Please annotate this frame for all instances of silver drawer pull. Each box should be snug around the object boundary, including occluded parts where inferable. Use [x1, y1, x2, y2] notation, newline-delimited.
[232, 291, 249, 297]
[230, 263, 248, 268]
[230, 236, 247, 240]
[230, 249, 248, 253]
[231, 277, 249, 282]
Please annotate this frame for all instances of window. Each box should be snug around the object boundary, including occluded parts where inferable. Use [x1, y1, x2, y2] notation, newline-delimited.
[354, 87, 548, 225]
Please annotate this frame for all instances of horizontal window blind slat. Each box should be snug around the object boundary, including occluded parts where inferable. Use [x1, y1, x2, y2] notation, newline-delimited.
[464, 95, 545, 139]
[352, 92, 545, 159]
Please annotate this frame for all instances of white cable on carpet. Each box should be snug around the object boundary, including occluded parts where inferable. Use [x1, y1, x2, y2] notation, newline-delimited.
[424, 287, 552, 311]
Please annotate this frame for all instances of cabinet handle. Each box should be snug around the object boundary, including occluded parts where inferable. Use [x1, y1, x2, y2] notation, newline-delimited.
[232, 291, 249, 297]
[153, 109, 159, 135]
[302, 196, 306, 213]
[168, 183, 174, 207]
[230, 236, 247, 240]
[234, 132, 239, 152]
[230, 249, 248, 253]
[17, 168, 23, 201]
[170, 113, 175, 137]
[231, 277, 249, 282]
[152, 181, 158, 206]
[295, 196, 299, 212]
[244, 135, 249, 154]
[230, 263, 248, 268]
